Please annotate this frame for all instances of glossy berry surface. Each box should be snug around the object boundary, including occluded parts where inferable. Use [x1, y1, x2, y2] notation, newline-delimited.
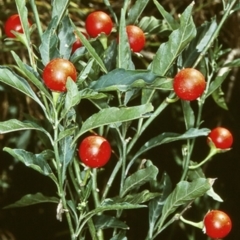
[85, 11, 113, 38]
[208, 127, 233, 149]
[126, 25, 145, 52]
[78, 136, 111, 168]
[173, 68, 206, 101]
[4, 14, 31, 38]
[203, 210, 232, 239]
[42, 58, 77, 92]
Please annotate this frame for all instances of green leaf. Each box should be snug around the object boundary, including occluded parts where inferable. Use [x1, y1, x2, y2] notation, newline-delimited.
[153, 0, 179, 30]
[212, 87, 228, 110]
[120, 164, 159, 197]
[181, 18, 218, 67]
[61, 79, 81, 119]
[59, 136, 76, 180]
[114, 190, 160, 205]
[118, 8, 134, 70]
[4, 193, 58, 209]
[3, 148, 57, 183]
[15, 0, 31, 42]
[73, 26, 108, 73]
[182, 101, 195, 129]
[207, 70, 230, 97]
[58, 15, 75, 60]
[158, 178, 211, 229]
[51, 0, 69, 24]
[93, 214, 129, 230]
[74, 103, 153, 141]
[0, 67, 46, 110]
[0, 119, 51, 138]
[139, 16, 168, 34]
[126, 0, 150, 24]
[148, 173, 172, 238]
[110, 231, 127, 240]
[11, 51, 52, 100]
[39, 16, 60, 65]
[188, 161, 206, 181]
[131, 128, 210, 167]
[224, 58, 240, 67]
[90, 68, 158, 92]
[151, 3, 196, 75]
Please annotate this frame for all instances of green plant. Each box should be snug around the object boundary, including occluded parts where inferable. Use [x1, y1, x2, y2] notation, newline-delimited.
[85, 11, 113, 38]
[78, 135, 112, 168]
[72, 32, 88, 54]
[203, 210, 232, 239]
[0, 0, 239, 239]
[208, 127, 233, 149]
[173, 68, 206, 101]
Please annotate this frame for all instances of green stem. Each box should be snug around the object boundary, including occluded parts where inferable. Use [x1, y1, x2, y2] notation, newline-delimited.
[189, 147, 218, 169]
[29, 0, 43, 37]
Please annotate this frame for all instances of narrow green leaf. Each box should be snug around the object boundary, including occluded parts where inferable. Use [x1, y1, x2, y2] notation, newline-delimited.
[121, 164, 159, 197]
[148, 173, 172, 238]
[73, 26, 108, 73]
[139, 16, 168, 34]
[52, 0, 70, 25]
[74, 103, 153, 141]
[39, 16, 60, 65]
[224, 58, 240, 67]
[158, 178, 211, 229]
[126, 0, 150, 24]
[182, 101, 195, 129]
[4, 193, 58, 209]
[207, 70, 230, 97]
[212, 87, 228, 110]
[114, 190, 160, 204]
[118, 8, 134, 70]
[110, 231, 127, 240]
[3, 148, 57, 183]
[15, 0, 31, 42]
[133, 128, 210, 163]
[0, 67, 45, 110]
[151, 3, 196, 75]
[61, 79, 81, 119]
[90, 68, 158, 92]
[11, 51, 52, 100]
[181, 19, 218, 67]
[58, 15, 75, 60]
[94, 214, 129, 230]
[153, 0, 179, 30]
[0, 119, 51, 138]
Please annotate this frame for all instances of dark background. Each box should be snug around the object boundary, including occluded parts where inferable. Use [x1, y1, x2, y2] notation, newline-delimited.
[0, 0, 240, 239]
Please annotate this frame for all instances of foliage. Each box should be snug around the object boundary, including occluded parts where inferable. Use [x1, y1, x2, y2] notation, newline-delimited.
[0, 0, 239, 239]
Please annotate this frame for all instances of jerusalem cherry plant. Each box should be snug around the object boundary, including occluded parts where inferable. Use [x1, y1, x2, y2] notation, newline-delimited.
[0, 0, 239, 239]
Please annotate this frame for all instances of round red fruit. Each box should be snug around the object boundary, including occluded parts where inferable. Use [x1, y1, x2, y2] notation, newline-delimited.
[173, 68, 206, 101]
[78, 135, 111, 168]
[72, 32, 88, 54]
[203, 210, 232, 239]
[85, 11, 113, 38]
[4, 14, 32, 38]
[126, 25, 145, 52]
[208, 127, 233, 149]
[42, 58, 77, 92]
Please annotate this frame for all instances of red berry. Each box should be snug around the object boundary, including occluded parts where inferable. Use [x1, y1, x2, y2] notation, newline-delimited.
[203, 210, 232, 239]
[78, 135, 112, 168]
[208, 127, 233, 149]
[85, 11, 113, 38]
[126, 25, 145, 52]
[173, 68, 206, 101]
[42, 58, 77, 92]
[4, 14, 32, 38]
